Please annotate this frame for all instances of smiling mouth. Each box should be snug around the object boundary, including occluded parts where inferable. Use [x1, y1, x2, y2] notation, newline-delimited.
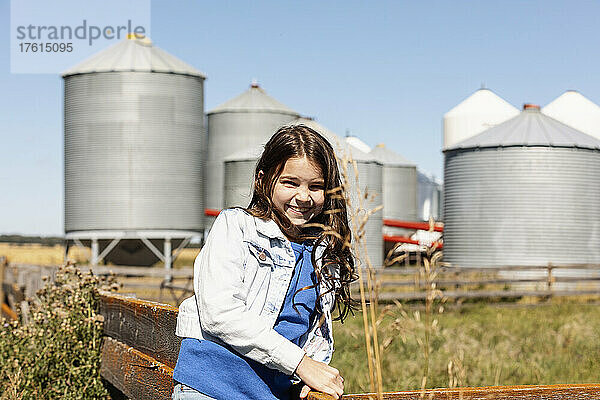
[287, 205, 312, 215]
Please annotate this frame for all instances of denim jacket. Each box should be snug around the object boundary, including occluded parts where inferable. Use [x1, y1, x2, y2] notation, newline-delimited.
[175, 208, 337, 376]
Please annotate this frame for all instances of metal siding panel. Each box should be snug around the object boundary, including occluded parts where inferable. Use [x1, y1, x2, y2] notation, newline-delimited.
[382, 165, 418, 221]
[64, 72, 205, 232]
[347, 161, 383, 268]
[443, 147, 600, 267]
[223, 159, 256, 209]
[417, 172, 438, 221]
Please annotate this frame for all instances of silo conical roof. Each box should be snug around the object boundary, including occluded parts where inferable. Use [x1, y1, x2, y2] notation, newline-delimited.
[370, 144, 415, 166]
[290, 117, 343, 146]
[345, 136, 372, 153]
[445, 88, 518, 118]
[542, 90, 600, 141]
[208, 83, 299, 115]
[221, 118, 376, 162]
[62, 35, 206, 78]
[223, 144, 265, 162]
[446, 105, 600, 151]
[289, 118, 375, 161]
[443, 88, 520, 149]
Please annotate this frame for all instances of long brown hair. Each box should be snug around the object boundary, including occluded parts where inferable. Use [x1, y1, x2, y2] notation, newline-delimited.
[246, 124, 356, 322]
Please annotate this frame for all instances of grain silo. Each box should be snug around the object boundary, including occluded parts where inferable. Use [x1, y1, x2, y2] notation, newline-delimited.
[443, 104, 600, 268]
[62, 36, 206, 267]
[417, 171, 443, 222]
[369, 144, 418, 224]
[223, 144, 264, 208]
[542, 90, 600, 141]
[290, 118, 385, 268]
[206, 83, 300, 221]
[444, 88, 519, 149]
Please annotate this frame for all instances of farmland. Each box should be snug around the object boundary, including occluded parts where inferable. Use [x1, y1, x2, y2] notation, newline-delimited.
[0, 242, 200, 267]
[2, 243, 600, 396]
[332, 302, 600, 393]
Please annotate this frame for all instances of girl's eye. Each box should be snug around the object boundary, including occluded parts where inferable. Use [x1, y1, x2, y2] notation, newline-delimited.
[281, 180, 298, 187]
[310, 184, 324, 191]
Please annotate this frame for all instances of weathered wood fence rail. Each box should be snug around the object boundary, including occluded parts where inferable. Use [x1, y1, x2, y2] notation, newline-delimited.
[4, 263, 600, 309]
[98, 291, 600, 400]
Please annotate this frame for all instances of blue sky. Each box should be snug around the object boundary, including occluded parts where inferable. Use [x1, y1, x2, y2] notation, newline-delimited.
[2, 0, 600, 235]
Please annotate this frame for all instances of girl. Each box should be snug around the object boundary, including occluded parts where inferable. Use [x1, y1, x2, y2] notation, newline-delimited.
[173, 125, 355, 400]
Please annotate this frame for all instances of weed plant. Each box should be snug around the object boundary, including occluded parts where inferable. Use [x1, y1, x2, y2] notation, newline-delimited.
[0, 264, 118, 399]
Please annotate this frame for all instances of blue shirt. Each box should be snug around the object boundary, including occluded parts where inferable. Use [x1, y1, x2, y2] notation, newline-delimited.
[173, 241, 319, 400]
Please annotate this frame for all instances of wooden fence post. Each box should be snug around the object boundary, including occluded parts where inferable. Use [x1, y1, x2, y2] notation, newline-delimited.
[0, 256, 6, 313]
[547, 263, 554, 294]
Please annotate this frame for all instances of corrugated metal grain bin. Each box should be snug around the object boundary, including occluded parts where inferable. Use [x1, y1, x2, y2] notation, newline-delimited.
[444, 88, 519, 150]
[417, 171, 442, 222]
[349, 151, 384, 268]
[223, 145, 263, 209]
[62, 36, 206, 265]
[443, 104, 600, 268]
[206, 83, 300, 219]
[369, 144, 418, 227]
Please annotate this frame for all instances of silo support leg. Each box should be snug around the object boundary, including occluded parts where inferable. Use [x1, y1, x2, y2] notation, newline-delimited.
[172, 236, 192, 259]
[97, 238, 121, 265]
[140, 237, 166, 263]
[139, 237, 174, 280]
[64, 240, 70, 264]
[164, 239, 172, 282]
[91, 239, 99, 267]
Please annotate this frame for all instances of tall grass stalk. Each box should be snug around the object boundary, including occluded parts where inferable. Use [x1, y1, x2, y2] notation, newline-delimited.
[317, 143, 446, 398]
[338, 153, 384, 399]
[420, 239, 443, 393]
[383, 218, 445, 396]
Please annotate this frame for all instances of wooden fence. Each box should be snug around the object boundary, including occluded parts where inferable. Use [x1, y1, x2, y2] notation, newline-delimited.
[98, 291, 600, 400]
[3, 262, 600, 310]
[369, 263, 600, 301]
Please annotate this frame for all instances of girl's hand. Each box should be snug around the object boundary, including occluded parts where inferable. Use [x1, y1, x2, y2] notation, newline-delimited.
[295, 355, 344, 399]
[299, 384, 311, 399]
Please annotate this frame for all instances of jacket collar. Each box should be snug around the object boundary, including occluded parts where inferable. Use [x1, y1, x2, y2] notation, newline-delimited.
[254, 216, 288, 241]
[253, 214, 329, 254]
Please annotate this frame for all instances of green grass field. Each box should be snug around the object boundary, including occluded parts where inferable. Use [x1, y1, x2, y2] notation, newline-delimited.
[331, 302, 600, 394]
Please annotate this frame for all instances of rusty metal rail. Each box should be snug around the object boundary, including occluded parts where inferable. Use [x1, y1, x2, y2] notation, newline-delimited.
[98, 291, 600, 400]
[308, 383, 600, 399]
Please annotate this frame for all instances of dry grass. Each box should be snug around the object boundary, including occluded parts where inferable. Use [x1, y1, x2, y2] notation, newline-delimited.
[337, 149, 385, 398]
[0, 243, 89, 265]
[335, 141, 449, 398]
[154, 247, 199, 268]
[333, 302, 600, 394]
[0, 243, 200, 268]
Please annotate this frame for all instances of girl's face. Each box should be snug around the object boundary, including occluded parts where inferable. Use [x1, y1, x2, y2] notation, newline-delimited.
[271, 156, 325, 226]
